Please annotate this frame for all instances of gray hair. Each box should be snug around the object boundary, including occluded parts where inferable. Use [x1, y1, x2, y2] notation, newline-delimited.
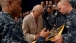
[32, 5, 43, 12]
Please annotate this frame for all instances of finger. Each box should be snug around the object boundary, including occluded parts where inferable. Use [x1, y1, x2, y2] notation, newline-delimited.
[47, 30, 50, 33]
[42, 28, 49, 33]
[44, 28, 46, 31]
[51, 37, 58, 42]
[40, 28, 46, 33]
[43, 28, 47, 32]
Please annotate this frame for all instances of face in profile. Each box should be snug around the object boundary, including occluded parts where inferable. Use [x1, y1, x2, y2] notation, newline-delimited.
[14, 17, 18, 22]
[46, 1, 48, 5]
[11, 0, 22, 17]
[41, 1, 44, 6]
[36, 10, 43, 16]
[49, 1, 52, 5]
[57, 2, 67, 15]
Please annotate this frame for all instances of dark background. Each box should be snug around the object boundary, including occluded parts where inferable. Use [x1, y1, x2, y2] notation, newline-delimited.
[0, 0, 52, 13]
[21, 0, 49, 13]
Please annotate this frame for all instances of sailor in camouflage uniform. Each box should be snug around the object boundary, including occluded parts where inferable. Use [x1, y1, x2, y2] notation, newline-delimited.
[0, 0, 28, 43]
[50, 0, 76, 43]
[42, 6, 57, 31]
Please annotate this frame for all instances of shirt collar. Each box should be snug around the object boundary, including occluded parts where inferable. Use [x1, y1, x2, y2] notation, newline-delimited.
[66, 9, 75, 16]
[69, 8, 75, 15]
[31, 12, 34, 18]
[31, 12, 38, 20]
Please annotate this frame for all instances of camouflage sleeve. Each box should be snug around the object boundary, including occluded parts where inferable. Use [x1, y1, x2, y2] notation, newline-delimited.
[0, 15, 26, 43]
[62, 14, 76, 43]
[36, 36, 45, 43]
[62, 30, 76, 43]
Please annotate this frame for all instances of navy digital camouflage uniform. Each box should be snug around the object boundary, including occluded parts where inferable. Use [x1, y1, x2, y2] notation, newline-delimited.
[18, 17, 23, 28]
[36, 36, 45, 43]
[55, 11, 66, 28]
[42, 11, 57, 31]
[45, 14, 56, 29]
[62, 9, 76, 43]
[0, 11, 28, 43]
[54, 11, 67, 34]
[70, 0, 76, 9]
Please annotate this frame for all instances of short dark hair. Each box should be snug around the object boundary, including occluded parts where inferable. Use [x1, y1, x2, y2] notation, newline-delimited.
[47, 6, 52, 10]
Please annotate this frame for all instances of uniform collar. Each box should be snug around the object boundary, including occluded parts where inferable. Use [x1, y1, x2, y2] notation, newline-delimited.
[1, 11, 14, 19]
[69, 8, 75, 15]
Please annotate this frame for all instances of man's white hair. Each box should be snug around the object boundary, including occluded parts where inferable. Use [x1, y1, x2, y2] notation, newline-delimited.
[32, 5, 43, 12]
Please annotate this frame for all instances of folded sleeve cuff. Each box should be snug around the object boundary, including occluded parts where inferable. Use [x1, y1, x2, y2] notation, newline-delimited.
[35, 36, 45, 43]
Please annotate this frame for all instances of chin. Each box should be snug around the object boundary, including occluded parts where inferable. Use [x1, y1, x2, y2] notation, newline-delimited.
[15, 13, 19, 17]
[62, 13, 66, 15]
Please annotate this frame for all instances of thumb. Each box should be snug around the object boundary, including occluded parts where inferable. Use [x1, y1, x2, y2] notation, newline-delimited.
[42, 28, 46, 31]
[51, 36, 58, 42]
[44, 28, 46, 30]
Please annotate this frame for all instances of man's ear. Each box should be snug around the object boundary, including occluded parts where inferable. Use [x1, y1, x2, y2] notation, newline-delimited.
[7, 0, 13, 11]
[7, 0, 12, 6]
[32, 10, 35, 13]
